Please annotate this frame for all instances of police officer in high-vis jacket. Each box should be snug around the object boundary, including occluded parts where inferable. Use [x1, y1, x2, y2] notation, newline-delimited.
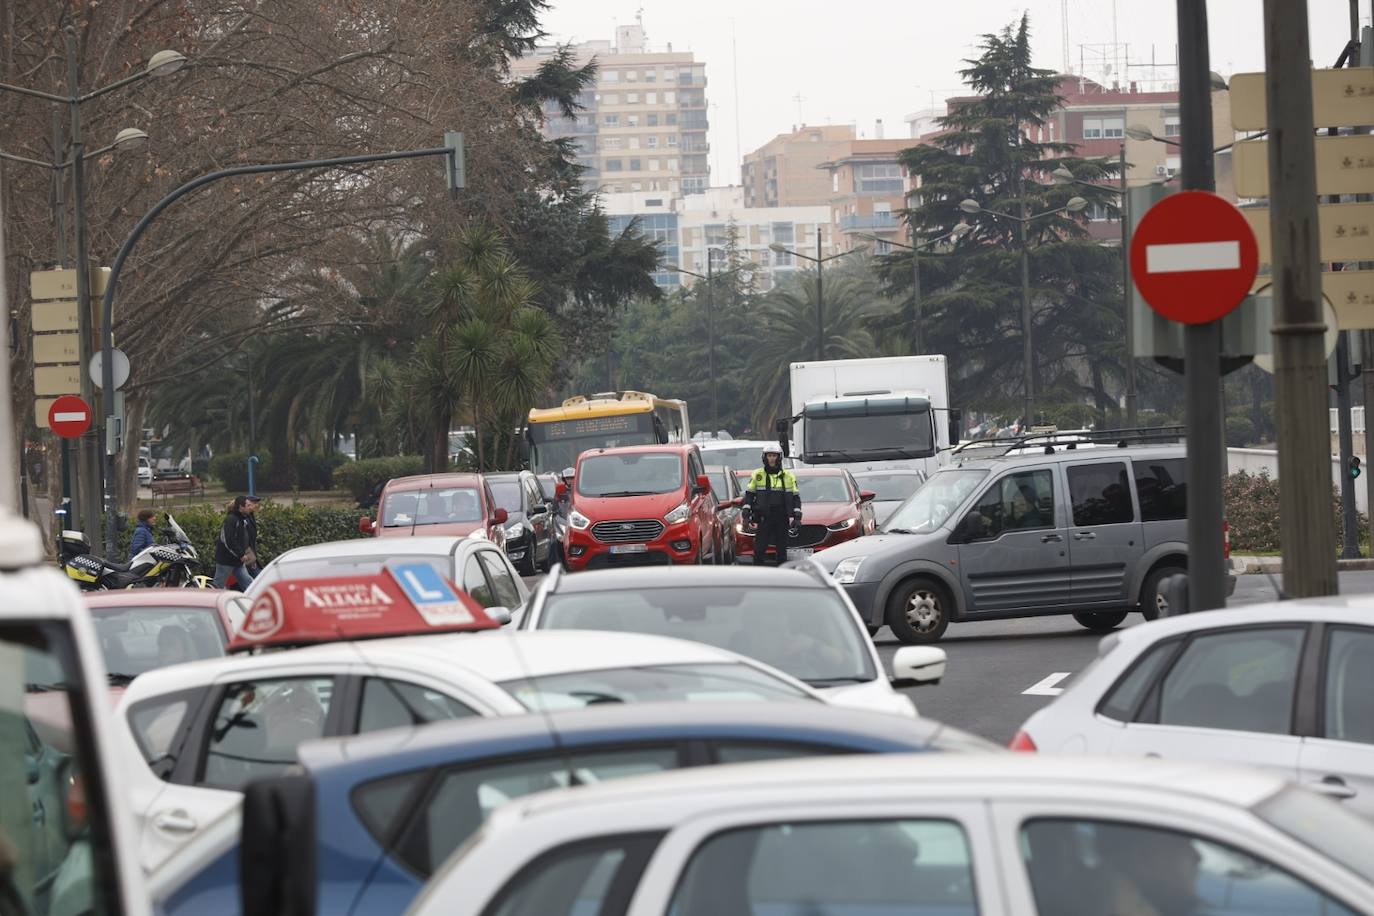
[743, 445, 801, 566]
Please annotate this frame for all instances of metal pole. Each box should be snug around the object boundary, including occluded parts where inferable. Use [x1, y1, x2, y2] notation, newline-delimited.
[1337, 334, 1360, 556]
[51, 111, 68, 265]
[1020, 218, 1033, 426]
[706, 258, 718, 433]
[67, 27, 103, 557]
[247, 350, 257, 453]
[0, 171, 17, 510]
[1264, 0, 1338, 597]
[1364, 330, 1374, 534]
[1121, 143, 1138, 426]
[911, 232, 923, 354]
[815, 230, 824, 361]
[1178, 0, 1227, 611]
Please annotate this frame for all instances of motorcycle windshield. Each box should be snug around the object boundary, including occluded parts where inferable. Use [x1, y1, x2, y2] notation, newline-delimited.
[167, 515, 191, 544]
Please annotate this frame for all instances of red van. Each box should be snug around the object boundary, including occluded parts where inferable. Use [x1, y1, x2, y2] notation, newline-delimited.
[563, 444, 726, 570]
[360, 473, 507, 549]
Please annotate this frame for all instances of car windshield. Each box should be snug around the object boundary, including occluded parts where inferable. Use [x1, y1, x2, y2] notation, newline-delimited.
[251, 554, 451, 595]
[701, 446, 792, 470]
[797, 476, 851, 503]
[883, 469, 988, 534]
[854, 473, 924, 501]
[538, 587, 875, 684]
[488, 480, 523, 513]
[577, 452, 684, 497]
[497, 663, 812, 709]
[89, 606, 227, 678]
[383, 488, 483, 527]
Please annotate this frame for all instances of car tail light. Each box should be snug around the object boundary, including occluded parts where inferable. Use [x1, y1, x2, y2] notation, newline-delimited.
[1222, 520, 1231, 561]
[67, 772, 88, 833]
[1008, 730, 1037, 752]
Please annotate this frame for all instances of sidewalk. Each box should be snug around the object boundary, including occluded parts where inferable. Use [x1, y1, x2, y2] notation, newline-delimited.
[1231, 555, 1374, 574]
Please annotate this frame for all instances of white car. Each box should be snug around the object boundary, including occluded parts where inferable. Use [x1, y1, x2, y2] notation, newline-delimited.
[246, 535, 528, 616]
[112, 630, 822, 871]
[520, 563, 946, 717]
[694, 438, 798, 471]
[409, 753, 1374, 916]
[138, 456, 154, 485]
[1015, 597, 1374, 818]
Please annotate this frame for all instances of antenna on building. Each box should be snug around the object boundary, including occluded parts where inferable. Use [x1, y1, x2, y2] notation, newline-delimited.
[1060, 0, 1071, 73]
[793, 93, 805, 124]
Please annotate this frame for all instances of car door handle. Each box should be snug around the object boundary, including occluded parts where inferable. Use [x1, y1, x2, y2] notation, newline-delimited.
[1073, 531, 1096, 540]
[1310, 776, 1358, 800]
[153, 810, 199, 833]
[1041, 534, 1063, 543]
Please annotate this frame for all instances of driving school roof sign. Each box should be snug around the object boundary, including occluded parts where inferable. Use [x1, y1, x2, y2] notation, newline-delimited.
[229, 565, 498, 651]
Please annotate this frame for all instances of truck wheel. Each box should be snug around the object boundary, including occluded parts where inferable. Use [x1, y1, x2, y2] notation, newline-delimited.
[886, 578, 951, 644]
[1073, 611, 1128, 632]
[1140, 564, 1185, 621]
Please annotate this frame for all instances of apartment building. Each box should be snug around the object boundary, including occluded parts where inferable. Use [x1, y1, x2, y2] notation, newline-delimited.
[741, 124, 856, 208]
[817, 138, 918, 254]
[510, 24, 710, 198]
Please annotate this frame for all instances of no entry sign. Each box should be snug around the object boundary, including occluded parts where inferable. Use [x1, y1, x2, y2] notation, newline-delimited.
[1130, 190, 1260, 324]
[48, 395, 92, 439]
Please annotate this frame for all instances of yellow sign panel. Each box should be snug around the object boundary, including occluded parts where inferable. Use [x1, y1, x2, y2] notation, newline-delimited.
[29, 267, 110, 300]
[1330, 270, 1374, 329]
[1230, 67, 1374, 131]
[35, 398, 57, 429]
[1232, 135, 1374, 198]
[33, 365, 81, 396]
[32, 333, 81, 366]
[1243, 202, 1374, 266]
[30, 299, 80, 333]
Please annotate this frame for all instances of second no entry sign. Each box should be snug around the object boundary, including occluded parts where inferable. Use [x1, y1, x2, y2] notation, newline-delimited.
[1130, 190, 1260, 324]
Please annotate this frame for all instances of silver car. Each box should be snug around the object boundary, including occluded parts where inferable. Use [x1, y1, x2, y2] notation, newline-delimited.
[814, 433, 1234, 643]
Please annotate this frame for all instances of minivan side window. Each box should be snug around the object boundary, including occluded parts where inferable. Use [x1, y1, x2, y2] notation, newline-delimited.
[1135, 458, 1187, 522]
[1067, 462, 1134, 526]
[966, 469, 1055, 540]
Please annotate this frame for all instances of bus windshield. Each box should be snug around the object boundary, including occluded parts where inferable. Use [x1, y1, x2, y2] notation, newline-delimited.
[527, 412, 659, 475]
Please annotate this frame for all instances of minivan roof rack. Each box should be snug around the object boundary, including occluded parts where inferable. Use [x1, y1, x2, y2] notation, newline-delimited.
[951, 426, 1185, 459]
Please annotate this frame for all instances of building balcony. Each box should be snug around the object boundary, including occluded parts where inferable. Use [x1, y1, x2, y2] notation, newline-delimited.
[839, 212, 901, 232]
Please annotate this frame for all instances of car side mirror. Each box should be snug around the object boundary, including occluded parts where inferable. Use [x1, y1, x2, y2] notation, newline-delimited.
[555, 481, 568, 499]
[358, 516, 375, 534]
[859, 490, 876, 503]
[530, 503, 549, 517]
[485, 606, 514, 626]
[949, 408, 963, 445]
[695, 473, 712, 494]
[889, 646, 947, 688]
[493, 508, 509, 525]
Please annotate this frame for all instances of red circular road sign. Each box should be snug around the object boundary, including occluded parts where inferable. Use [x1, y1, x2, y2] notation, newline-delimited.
[1130, 190, 1259, 324]
[48, 395, 92, 439]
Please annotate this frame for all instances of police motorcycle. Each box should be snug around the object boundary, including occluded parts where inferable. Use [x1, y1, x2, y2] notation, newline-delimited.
[59, 514, 205, 590]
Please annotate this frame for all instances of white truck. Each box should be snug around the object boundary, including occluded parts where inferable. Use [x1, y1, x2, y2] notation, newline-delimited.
[782, 355, 957, 475]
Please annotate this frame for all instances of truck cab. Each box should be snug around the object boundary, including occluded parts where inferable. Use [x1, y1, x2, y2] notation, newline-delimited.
[0, 512, 149, 916]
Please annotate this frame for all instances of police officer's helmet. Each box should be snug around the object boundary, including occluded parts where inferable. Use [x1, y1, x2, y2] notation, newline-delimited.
[761, 445, 783, 463]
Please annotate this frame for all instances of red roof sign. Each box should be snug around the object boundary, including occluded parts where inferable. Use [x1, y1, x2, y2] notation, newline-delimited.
[229, 565, 499, 652]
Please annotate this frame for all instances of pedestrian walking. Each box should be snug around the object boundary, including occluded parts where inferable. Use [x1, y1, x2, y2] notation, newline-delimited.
[214, 495, 262, 591]
[129, 508, 157, 562]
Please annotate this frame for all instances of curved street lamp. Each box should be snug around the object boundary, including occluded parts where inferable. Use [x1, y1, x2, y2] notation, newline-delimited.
[859, 223, 971, 353]
[769, 237, 869, 360]
[668, 252, 758, 434]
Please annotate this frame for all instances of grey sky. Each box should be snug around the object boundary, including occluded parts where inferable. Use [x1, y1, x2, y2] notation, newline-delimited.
[537, 1, 1366, 184]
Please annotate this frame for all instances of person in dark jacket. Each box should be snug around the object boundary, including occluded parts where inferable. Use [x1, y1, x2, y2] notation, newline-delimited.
[214, 495, 261, 590]
[129, 509, 158, 562]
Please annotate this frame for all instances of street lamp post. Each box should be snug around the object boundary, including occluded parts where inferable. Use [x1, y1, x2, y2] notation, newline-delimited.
[769, 233, 868, 361]
[669, 251, 754, 435]
[958, 195, 1087, 426]
[0, 31, 184, 553]
[858, 224, 971, 355]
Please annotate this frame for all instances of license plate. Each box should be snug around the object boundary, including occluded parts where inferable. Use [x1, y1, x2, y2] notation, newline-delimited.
[610, 544, 649, 555]
[787, 548, 814, 560]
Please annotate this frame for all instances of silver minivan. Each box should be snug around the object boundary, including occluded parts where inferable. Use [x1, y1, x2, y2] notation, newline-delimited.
[814, 433, 1235, 644]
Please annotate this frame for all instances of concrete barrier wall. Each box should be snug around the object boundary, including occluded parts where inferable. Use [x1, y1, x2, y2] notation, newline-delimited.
[1227, 447, 1366, 513]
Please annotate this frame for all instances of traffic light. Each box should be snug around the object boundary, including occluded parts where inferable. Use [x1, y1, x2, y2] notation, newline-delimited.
[1351, 456, 1362, 480]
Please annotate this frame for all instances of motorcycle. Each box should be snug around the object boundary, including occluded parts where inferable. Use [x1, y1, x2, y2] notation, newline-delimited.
[59, 514, 205, 590]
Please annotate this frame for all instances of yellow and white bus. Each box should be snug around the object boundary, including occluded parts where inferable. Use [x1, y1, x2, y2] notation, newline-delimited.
[525, 391, 690, 475]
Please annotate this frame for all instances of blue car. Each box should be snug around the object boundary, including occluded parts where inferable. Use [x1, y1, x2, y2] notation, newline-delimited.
[153, 702, 994, 916]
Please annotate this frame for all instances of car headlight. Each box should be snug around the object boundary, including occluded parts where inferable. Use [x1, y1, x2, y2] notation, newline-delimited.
[568, 509, 591, 530]
[833, 556, 865, 585]
[827, 517, 859, 531]
[504, 521, 525, 537]
[664, 501, 691, 525]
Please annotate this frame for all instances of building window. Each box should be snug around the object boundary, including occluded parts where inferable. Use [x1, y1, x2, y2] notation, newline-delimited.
[649, 159, 661, 171]
[630, 158, 642, 171]
[1164, 116, 1181, 137]
[667, 134, 678, 147]
[1083, 118, 1102, 139]
[626, 92, 640, 104]
[666, 113, 678, 125]
[683, 176, 708, 194]
[602, 93, 619, 105]
[667, 158, 679, 171]
[832, 172, 840, 192]
[664, 91, 676, 104]
[647, 136, 659, 149]
[664, 68, 676, 81]
[646, 198, 664, 207]
[645, 92, 657, 105]
[627, 115, 640, 127]
[603, 137, 623, 150]
[645, 69, 657, 82]
[1086, 201, 1112, 221]
[647, 114, 659, 126]
[809, 132, 822, 142]
[628, 136, 640, 150]
[624, 70, 638, 82]
[603, 70, 619, 82]
[772, 222, 795, 246]
[604, 114, 619, 127]
[631, 182, 642, 191]
[1102, 117, 1124, 138]
[855, 163, 904, 193]
[605, 159, 623, 171]
[705, 224, 728, 246]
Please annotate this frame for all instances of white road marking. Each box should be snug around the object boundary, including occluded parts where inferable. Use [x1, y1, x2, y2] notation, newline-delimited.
[1145, 240, 1241, 274]
[53, 411, 87, 423]
[1022, 672, 1071, 696]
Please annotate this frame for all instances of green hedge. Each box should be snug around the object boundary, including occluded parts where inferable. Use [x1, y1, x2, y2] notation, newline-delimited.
[209, 451, 348, 492]
[334, 455, 426, 504]
[115, 501, 368, 569]
[1224, 470, 1367, 553]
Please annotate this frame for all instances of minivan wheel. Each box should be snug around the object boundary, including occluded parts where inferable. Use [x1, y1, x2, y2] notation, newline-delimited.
[1140, 564, 1185, 621]
[886, 578, 951, 644]
[1073, 610, 1128, 632]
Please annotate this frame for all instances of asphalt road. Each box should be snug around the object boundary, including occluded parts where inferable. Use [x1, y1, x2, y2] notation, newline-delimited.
[877, 570, 1374, 745]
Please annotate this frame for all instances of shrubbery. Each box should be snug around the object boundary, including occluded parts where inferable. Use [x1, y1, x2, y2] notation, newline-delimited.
[209, 451, 349, 492]
[117, 501, 368, 568]
[1224, 470, 1367, 553]
[333, 455, 426, 504]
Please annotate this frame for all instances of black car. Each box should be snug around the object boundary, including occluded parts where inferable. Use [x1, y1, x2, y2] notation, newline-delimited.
[486, 470, 555, 575]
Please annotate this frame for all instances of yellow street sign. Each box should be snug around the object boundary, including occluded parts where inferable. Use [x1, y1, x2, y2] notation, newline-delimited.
[30, 299, 80, 333]
[1230, 67, 1374, 131]
[1233, 135, 1374, 198]
[32, 333, 81, 366]
[1329, 270, 1374, 329]
[33, 365, 82, 397]
[1243, 201, 1374, 267]
[28, 266, 111, 301]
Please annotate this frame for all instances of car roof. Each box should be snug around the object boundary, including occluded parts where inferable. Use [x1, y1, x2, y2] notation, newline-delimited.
[484, 471, 529, 481]
[385, 473, 484, 490]
[1107, 595, 1374, 652]
[580, 443, 692, 458]
[851, 469, 923, 477]
[793, 467, 846, 477]
[84, 590, 230, 609]
[695, 439, 776, 450]
[272, 536, 474, 562]
[298, 701, 964, 776]
[547, 565, 827, 594]
[117, 630, 781, 701]
[947, 441, 1186, 471]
